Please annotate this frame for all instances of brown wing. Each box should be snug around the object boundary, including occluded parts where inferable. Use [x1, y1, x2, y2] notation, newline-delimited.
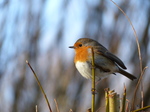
[94, 45, 127, 69]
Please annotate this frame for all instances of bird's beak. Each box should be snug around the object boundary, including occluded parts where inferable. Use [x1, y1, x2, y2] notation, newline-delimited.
[69, 46, 76, 49]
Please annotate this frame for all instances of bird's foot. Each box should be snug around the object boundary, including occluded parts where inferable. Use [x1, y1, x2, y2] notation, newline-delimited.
[96, 78, 101, 85]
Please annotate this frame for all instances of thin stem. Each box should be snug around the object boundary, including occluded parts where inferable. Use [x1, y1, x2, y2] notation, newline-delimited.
[132, 67, 148, 109]
[54, 99, 60, 112]
[121, 85, 126, 112]
[105, 88, 109, 112]
[131, 105, 150, 112]
[110, 0, 143, 110]
[91, 47, 95, 112]
[35, 105, 38, 112]
[26, 60, 52, 112]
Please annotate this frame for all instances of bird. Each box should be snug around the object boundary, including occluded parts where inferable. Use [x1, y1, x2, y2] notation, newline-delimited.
[69, 38, 136, 80]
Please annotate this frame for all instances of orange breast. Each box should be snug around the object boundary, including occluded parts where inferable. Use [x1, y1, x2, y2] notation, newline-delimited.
[74, 46, 91, 63]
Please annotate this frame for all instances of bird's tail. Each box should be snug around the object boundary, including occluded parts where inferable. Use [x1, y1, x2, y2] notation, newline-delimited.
[118, 68, 136, 80]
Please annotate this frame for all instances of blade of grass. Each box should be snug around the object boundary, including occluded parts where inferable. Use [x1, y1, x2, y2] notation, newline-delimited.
[26, 60, 52, 112]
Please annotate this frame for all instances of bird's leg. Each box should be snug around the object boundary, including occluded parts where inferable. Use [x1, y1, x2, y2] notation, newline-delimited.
[91, 78, 101, 94]
[96, 78, 101, 85]
[113, 73, 117, 75]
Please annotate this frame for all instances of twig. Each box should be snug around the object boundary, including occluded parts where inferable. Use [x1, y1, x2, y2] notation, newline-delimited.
[126, 99, 131, 112]
[54, 99, 60, 112]
[109, 0, 142, 72]
[121, 85, 126, 112]
[91, 47, 95, 112]
[26, 60, 52, 112]
[69, 109, 73, 112]
[105, 88, 109, 112]
[110, 0, 143, 110]
[132, 66, 148, 110]
[108, 91, 117, 112]
[35, 105, 38, 112]
[131, 105, 150, 112]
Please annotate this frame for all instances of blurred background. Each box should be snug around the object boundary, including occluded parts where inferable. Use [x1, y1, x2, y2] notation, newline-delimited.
[0, 0, 150, 112]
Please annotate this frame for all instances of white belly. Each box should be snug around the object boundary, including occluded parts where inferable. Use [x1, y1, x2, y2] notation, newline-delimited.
[75, 61, 113, 79]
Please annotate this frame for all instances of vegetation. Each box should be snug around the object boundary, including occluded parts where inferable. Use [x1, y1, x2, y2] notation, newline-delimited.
[0, 0, 149, 112]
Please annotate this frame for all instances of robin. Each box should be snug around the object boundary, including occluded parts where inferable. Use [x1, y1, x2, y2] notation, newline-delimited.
[69, 38, 136, 80]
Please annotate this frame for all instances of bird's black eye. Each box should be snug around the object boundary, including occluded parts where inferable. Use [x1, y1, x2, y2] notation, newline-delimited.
[79, 44, 82, 47]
